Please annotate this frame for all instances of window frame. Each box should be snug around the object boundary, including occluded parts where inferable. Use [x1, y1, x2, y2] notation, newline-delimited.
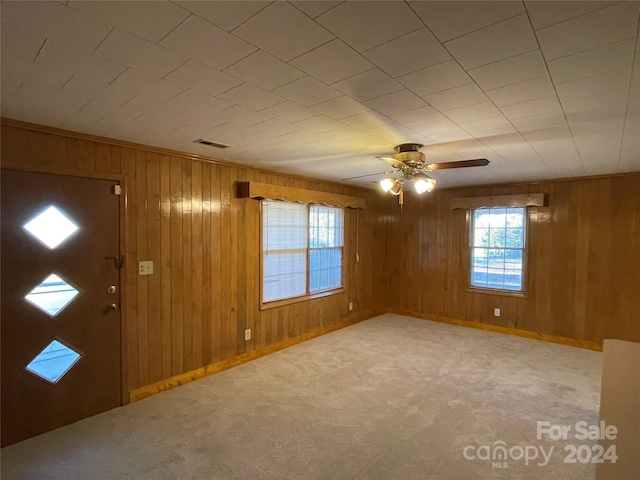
[259, 200, 345, 310]
[466, 206, 529, 297]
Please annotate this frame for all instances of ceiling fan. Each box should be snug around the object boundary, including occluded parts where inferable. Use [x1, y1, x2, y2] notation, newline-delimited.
[344, 143, 490, 204]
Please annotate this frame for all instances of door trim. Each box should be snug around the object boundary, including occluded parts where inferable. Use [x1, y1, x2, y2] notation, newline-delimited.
[1, 163, 130, 405]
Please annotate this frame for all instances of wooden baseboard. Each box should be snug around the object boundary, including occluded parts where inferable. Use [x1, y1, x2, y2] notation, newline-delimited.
[387, 308, 603, 352]
[129, 310, 383, 402]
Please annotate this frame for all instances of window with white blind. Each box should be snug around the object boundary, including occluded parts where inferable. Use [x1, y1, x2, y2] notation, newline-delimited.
[262, 200, 344, 305]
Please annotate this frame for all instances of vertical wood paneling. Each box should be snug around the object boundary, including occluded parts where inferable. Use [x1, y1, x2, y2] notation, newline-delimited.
[76, 139, 95, 171]
[191, 161, 203, 369]
[146, 153, 162, 384]
[386, 177, 640, 344]
[169, 156, 184, 376]
[119, 148, 138, 391]
[209, 164, 222, 363]
[159, 155, 172, 380]
[135, 151, 149, 387]
[181, 160, 193, 371]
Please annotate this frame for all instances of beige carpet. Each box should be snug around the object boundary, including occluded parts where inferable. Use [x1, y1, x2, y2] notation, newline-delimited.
[1, 314, 602, 479]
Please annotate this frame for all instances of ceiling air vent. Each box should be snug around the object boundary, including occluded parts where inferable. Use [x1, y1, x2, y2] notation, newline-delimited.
[194, 139, 230, 149]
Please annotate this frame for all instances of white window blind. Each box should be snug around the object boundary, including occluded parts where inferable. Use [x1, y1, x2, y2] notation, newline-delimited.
[262, 200, 344, 304]
[262, 201, 308, 302]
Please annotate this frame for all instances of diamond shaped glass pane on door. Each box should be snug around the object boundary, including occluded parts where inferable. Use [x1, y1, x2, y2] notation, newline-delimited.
[25, 340, 81, 384]
[25, 273, 79, 317]
[23, 205, 79, 249]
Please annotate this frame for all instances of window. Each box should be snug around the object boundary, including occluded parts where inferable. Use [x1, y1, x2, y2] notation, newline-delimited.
[470, 207, 526, 292]
[262, 200, 344, 305]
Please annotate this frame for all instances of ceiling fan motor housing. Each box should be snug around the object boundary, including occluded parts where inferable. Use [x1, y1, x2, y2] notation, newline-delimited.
[393, 143, 425, 168]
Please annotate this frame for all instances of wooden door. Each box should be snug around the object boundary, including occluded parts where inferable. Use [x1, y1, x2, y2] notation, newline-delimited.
[1, 169, 122, 446]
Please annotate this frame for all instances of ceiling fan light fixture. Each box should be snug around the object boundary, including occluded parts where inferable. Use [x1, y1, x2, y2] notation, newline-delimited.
[380, 177, 395, 192]
[388, 178, 403, 196]
[413, 174, 436, 194]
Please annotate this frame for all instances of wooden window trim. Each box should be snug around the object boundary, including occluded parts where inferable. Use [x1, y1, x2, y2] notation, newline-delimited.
[450, 193, 544, 210]
[242, 181, 365, 209]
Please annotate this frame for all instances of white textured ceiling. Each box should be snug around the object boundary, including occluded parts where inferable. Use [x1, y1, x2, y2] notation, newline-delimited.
[1, 1, 639, 188]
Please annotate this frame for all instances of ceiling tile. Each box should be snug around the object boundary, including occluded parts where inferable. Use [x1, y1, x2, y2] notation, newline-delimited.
[536, 2, 640, 61]
[2, 1, 112, 52]
[293, 115, 345, 133]
[364, 90, 427, 116]
[525, 1, 619, 30]
[206, 105, 271, 129]
[0, 25, 47, 96]
[160, 16, 256, 70]
[218, 84, 285, 111]
[411, 1, 524, 42]
[411, 118, 461, 136]
[390, 106, 446, 127]
[272, 76, 341, 107]
[398, 61, 473, 96]
[290, 39, 374, 84]
[444, 15, 538, 70]
[562, 89, 628, 118]
[29, 39, 125, 97]
[442, 102, 502, 123]
[68, 0, 189, 43]
[458, 115, 516, 137]
[258, 101, 318, 123]
[165, 60, 242, 97]
[500, 96, 564, 120]
[223, 51, 305, 91]
[363, 28, 451, 78]
[316, 1, 423, 52]
[175, 1, 267, 31]
[555, 68, 633, 103]
[290, 1, 343, 19]
[232, 2, 334, 62]
[547, 39, 636, 84]
[332, 69, 404, 102]
[427, 129, 474, 143]
[423, 84, 489, 111]
[485, 76, 556, 107]
[469, 50, 547, 90]
[159, 89, 233, 119]
[365, 123, 418, 144]
[310, 96, 371, 120]
[511, 112, 568, 132]
[340, 111, 390, 130]
[94, 29, 187, 78]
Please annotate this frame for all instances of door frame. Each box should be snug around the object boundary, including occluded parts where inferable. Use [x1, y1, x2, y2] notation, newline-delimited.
[1, 162, 130, 405]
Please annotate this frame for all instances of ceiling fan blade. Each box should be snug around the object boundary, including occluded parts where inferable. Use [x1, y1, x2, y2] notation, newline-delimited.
[425, 158, 490, 170]
[342, 170, 394, 180]
[376, 155, 406, 170]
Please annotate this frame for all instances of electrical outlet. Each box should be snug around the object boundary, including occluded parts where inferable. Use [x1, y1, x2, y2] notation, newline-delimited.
[494, 308, 501, 317]
[244, 329, 251, 341]
[348, 302, 353, 311]
[138, 261, 153, 276]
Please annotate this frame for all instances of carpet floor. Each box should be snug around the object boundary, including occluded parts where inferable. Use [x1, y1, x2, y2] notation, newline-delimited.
[1, 314, 602, 479]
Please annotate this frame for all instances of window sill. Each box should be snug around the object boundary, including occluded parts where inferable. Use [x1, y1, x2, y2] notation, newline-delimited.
[260, 288, 345, 311]
[466, 287, 527, 299]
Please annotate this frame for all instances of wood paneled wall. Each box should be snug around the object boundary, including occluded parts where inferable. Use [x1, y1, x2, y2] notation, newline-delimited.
[1, 122, 389, 392]
[4, 120, 639, 396]
[384, 174, 640, 344]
